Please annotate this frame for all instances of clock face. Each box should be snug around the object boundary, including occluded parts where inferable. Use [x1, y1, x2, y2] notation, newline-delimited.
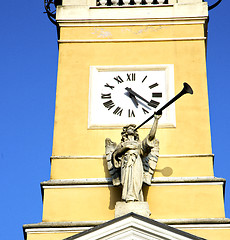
[88, 65, 175, 129]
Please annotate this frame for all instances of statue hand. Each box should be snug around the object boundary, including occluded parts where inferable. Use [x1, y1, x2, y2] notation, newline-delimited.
[154, 111, 162, 120]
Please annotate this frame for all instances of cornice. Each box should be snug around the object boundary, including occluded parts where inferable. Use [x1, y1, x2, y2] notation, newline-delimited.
[41, 176, 225, 187]
[23, 217, 230, 237]
[57, 16, 208, 27]
[50, 153, 214, 159]
[58, 36, 206, 43]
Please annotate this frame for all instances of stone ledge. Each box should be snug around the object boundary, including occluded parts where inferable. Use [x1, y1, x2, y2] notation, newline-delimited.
[23, 221, 105, 229]
[23, 218, 230, 230]
[23, 218, 230, 240]
[50, 153, 214, 159]
[41, 176, 225, 187]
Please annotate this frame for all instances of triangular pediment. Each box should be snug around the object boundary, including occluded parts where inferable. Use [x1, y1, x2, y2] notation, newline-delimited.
[63, 213, 206, 240]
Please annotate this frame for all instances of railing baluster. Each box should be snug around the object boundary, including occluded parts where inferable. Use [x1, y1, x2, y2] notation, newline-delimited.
[111, 0, 119, 5]
[123, 0, 130, 5]
[100, 0, 107, 5]
[135, 0, 142, 5]
[146, 0, 152, 5]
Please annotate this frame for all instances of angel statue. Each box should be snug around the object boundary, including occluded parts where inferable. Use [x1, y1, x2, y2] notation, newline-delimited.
[105, 113, 161, 202]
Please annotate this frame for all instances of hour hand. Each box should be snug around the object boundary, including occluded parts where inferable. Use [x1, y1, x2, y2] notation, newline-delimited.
[125, 87, 156, 108]
[128, 93, 139, 107]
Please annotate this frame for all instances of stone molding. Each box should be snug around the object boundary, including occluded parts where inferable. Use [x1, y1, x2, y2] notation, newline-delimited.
[57, 16, 207, 27]
[56, 2, 208, 22]
[23, 217, 230, 230]
[25, 213, 225, 240]
[58, 37, 206, 44]
[23, 218, 230, 240]
[41, 176, 225, 187]
[50, 153, 214, 159]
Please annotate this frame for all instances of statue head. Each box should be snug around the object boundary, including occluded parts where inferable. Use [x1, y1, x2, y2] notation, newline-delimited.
[121, 124, 139, 141]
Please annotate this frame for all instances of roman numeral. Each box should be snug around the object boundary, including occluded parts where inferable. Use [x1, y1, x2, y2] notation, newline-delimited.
[104, 83, 115, 90]
[149, 83, 159, 89]
[128, 109, 135, 117]
[101, 93, 111, 99]
[148, 100, 160, 108]
[142, 108, 149, 114]
[127, 73, 135, 81]
[103, 100, 115, 110]
[152, 92, 162, 98]
[114, 76, 124, 84]
[142, 75, 147, 83]
[113, 107, 123, 116]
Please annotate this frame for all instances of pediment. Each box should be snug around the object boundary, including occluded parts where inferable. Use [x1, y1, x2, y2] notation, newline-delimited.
[63, 213, 206, 240]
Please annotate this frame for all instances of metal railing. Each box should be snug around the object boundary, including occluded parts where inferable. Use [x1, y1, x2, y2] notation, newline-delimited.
[97, 0, 168, 6]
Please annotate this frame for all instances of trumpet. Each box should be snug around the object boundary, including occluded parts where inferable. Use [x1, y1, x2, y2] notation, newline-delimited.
[135, 82, 193, 130]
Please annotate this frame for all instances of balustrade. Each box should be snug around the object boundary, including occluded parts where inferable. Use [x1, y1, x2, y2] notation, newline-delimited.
[97, 0, 169, 6]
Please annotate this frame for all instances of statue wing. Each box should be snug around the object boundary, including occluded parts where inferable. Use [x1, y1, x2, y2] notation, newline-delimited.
[105, 138, 121, 186]
[142, 139, 159, 185]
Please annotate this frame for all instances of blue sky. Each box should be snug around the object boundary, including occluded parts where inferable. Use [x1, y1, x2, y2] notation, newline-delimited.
[0, 0, 229, 239]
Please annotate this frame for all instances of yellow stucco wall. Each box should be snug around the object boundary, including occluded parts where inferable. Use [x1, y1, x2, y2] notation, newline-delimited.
[59, 23, 204, 41]
[47, 19, 216, 224]
[182, 228, 230, 240]
[53, 30, 211, 157]
[42, 184, 225, 222]
[50, 156, 214, 179]
[26, 232, 78, 240]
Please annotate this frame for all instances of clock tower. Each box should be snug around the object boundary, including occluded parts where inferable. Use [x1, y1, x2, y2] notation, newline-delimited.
[24, 0, 230, 239]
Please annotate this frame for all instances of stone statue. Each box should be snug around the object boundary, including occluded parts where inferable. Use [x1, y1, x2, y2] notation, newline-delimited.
[105, 114, 161, 202]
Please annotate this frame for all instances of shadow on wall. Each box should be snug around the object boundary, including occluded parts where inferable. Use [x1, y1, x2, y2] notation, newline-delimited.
[155, 167, 173, 177]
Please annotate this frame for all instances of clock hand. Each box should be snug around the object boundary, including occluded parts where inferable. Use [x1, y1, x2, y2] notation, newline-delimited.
[125, 87, 155, 107]
[128, 93, 139, 107]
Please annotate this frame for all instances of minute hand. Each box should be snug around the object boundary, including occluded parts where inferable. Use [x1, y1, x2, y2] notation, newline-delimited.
[125, 87, 155, 107]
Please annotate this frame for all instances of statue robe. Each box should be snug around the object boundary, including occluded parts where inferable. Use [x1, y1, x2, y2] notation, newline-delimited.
[114, 136, 156, 202]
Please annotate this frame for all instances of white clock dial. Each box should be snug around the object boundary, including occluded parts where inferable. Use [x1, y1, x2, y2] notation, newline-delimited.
[88, 65, 175, 129]
[100, 71, 163, 117]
